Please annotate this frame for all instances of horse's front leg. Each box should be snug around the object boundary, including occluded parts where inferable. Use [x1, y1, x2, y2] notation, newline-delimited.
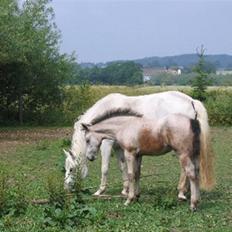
[93, 139, 114, 196]
[116, 148, 129, 196]
[124, 150, 136, 206]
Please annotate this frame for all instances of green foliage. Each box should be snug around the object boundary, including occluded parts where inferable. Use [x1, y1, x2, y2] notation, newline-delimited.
[0, 172, 7, 216]
[0, 0, 76, 125]
[206, 90, 232, 125]
[73, 61, 143, 85]
[191, 46, 210, 101]
[46, 175, 66, 208]
[44, 171, 96, 229]
[62, 83, 94, 124]
[0, 172, 28, 218]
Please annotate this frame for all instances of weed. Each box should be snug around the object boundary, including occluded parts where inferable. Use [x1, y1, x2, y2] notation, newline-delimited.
[0, 172, 7, 216]
[61, 138, 71, 147]
[36, 140, 50, 150]
[0, 172, 28, 218]
[46, 174, 66, 208]
[43, 172, 96, 229]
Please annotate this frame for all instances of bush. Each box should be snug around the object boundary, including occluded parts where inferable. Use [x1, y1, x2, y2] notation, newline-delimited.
[206, 90, 232, 126]
[62, 83, 94, 125]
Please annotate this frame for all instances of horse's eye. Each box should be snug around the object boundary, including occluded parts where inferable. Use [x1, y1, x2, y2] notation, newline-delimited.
[70, 168, 73, 172]
[86, 139, 90, 144]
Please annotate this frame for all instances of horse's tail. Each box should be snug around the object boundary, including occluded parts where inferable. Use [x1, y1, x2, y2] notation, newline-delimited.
[192, 100, 215, 190]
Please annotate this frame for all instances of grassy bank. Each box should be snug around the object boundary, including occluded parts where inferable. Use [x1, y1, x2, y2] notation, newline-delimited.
[0, 127, 231, 231]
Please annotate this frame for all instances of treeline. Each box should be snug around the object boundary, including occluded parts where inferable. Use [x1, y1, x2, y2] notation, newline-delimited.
[0, 0, 77, 125]
[148, 73, 232, 86]
[72, 61, 143, 85]
[134, 54, 232, 69]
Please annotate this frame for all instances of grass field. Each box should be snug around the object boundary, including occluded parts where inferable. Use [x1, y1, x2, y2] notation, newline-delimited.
[0, 126, 232, 232]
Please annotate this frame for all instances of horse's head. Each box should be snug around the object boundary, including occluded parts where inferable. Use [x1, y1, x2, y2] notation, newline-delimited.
[63, 149, 88, 191]
[81, 123, 102, 162]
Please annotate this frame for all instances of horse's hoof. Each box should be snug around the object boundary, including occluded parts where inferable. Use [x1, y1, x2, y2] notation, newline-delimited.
[191, 207, 197, 213]
[190, 206, 197, 212]
[178, 193, 187, 201]
[93, 189, 104, 196]
[124, 199, 131, 206]
[178, 196, 187, 201]
[121, 190, 128, 196]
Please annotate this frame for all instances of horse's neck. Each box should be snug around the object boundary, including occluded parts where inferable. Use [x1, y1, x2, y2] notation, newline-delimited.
[80, 93, 128, 123]
[91, 117, 134, 139]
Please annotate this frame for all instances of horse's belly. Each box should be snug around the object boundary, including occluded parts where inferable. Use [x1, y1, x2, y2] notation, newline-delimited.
[139, 145, 171, 155]
[138, 128, 168, 155]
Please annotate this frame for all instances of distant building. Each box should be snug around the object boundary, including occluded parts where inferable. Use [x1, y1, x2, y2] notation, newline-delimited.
[142, 67, 182, 80]
[216, 69, 232, 75]
[177, 68, 182, 75]
[143, 75, 151, 82]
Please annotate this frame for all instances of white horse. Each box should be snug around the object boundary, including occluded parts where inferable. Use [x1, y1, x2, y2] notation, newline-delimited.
[81, 110, 214, 211]
[64, 91, 212, 200]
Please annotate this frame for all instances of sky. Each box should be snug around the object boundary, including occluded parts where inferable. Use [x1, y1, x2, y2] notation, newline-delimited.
[51, 0, 232, 63]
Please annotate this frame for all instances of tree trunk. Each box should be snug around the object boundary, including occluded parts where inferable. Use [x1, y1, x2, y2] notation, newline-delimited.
[18, 94, 23, 125]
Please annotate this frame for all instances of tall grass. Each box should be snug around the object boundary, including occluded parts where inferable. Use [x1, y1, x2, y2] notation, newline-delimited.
[62, 85, 232, 126]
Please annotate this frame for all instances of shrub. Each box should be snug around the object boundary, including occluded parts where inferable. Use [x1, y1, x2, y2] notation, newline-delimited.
[206, 90, 232, 126]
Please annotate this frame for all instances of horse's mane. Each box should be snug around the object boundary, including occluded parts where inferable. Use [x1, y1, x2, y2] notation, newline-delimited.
[90, 108, 143, 125]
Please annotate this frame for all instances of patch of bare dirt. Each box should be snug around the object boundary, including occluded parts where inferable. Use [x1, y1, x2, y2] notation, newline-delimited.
[0, 127, 72, 154]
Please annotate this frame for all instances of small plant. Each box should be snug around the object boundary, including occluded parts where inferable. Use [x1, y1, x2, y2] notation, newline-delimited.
[61, 138, 71, 147]
[7, 181, 28, 216]
[46, 174, 66, 208]
[0, 172, 7, 216]
[0, 172, 28, 217]
[43, 172, 96, 229]
[153, 187, 177, 210]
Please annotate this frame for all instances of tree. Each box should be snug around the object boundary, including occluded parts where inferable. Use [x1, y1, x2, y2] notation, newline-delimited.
[0, 0, 76, 124]
[191, 45, 210, 101]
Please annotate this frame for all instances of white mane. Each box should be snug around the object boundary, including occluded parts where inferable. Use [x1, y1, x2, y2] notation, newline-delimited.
[71, 93, 126, 164]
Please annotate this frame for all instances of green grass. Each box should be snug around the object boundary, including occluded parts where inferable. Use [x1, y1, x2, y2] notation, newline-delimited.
[0, 127, 232, 231]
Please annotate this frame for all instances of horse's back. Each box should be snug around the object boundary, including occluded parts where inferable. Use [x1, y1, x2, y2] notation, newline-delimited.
[82, 91, 195, 122]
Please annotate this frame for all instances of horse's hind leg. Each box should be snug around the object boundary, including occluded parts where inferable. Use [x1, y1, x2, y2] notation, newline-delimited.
[180, 154, 200, 211]
[135, 155, 142, 199]
[116, 148, 129, 196]
[93, 139, 114, 196]
[178, 167, 189, 201]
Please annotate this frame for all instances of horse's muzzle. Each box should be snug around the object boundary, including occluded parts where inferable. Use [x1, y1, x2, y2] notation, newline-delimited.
[87, 156, 95, 161]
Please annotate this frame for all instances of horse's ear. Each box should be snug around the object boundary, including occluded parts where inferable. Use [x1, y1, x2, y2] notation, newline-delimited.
[63, 149, 75, 160]
[81, 123, 90, 131]
[63, 149, 69, 157]
[69, 149, 75, 160]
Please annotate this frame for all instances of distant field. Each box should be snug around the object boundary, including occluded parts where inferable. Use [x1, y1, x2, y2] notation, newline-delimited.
[68, 84, 232, 97]
[0, 126, 232, 231]
[64, 85, 232, 126]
